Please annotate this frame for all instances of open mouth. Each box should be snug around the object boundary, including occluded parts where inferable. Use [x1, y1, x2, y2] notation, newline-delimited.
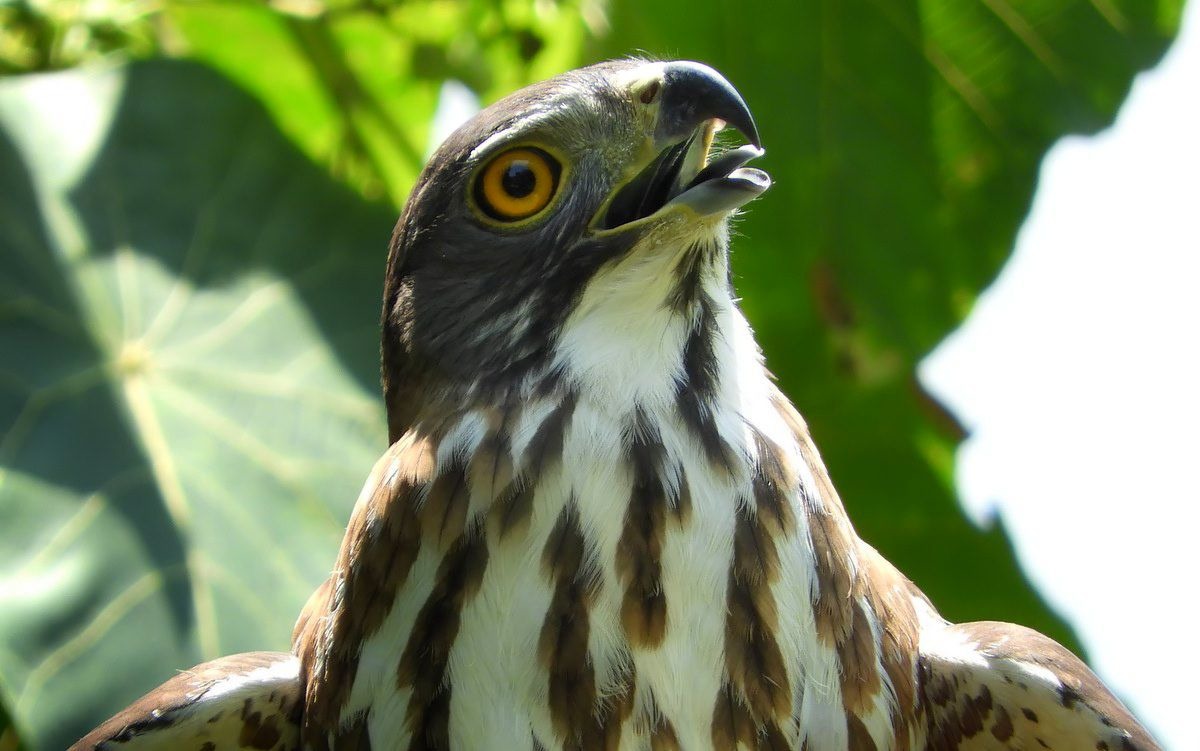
[600, 122, 770, 229]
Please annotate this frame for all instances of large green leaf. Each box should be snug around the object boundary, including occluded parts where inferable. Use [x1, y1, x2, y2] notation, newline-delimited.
[599, 0, 1182, 647]
[0, 61, 394, 750]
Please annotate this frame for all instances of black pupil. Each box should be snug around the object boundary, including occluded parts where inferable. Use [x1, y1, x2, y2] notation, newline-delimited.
[501, 161, 537, 198]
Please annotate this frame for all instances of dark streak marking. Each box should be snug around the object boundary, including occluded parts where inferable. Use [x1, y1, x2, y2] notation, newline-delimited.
[421, 461, 470, 549]
[299, 437, 431, 742]
[539, 504, 599, 744]
[615, 410, 672, 646]
[398, 533, 490, 751]
[992, 705, 1014, 741]
[724, 467, 790, 726]
[838, 600, 881, 715]
[847, 712, 879, 751]
[675, 294, 736, 472]
[491, 395, 576, 540]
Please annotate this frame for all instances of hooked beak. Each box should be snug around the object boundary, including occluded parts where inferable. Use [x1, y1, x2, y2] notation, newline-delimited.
[599, 61, 770, 230]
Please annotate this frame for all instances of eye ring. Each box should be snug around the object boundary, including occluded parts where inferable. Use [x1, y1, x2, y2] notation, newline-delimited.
[473, 146, 563, 224]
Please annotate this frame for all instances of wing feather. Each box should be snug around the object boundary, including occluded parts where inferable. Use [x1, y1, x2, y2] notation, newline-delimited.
[919, 619, 1160, 750]
[69, 651, 301, 751]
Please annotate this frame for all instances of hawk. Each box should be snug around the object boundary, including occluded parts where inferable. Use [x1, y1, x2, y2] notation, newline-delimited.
[71, 60, 1160, 751]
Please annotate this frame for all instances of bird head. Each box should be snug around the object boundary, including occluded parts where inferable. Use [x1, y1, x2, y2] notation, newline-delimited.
[382, 60, 768, 439]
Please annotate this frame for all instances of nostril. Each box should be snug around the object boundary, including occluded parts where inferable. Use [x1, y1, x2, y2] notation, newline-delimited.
[639, 80, 661, 105]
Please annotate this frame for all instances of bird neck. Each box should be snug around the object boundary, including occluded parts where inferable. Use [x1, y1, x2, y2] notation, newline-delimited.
[547, 233, 758, 419]
[340, 240, 926, 748]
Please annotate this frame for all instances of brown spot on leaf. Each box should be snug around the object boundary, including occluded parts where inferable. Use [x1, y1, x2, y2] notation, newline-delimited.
[810, 258, 855, 330]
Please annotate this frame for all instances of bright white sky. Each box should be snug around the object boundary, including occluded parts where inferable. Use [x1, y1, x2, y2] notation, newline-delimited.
[920, 1, 1200, 747]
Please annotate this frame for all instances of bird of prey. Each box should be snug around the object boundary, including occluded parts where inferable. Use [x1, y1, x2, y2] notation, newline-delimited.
[70, 60, 1160, 751]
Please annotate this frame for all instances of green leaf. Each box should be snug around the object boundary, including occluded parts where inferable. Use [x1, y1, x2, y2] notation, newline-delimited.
[599, 0, 1182, 648]
[165, 0, 596, 205]
[1, 698, 24, 751]
[0, 61, 395, 750]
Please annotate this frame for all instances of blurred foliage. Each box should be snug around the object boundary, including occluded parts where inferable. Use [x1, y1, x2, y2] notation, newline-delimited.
[0, 0, 600, 204]
[0, 0, 1184, 749]
[0, 702, 20, 751]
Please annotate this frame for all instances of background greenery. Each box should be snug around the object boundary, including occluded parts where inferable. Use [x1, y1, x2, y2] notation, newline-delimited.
[0, 1, 1183, 748]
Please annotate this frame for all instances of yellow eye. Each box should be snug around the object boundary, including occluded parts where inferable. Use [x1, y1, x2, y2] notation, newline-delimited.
[474, 147, 562, 223]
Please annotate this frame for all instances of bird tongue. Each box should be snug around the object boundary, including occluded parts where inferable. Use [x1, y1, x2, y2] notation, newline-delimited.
[686, 144, 764, 189]
[601, 135, 696, 229]
[600, 131, 765, 230]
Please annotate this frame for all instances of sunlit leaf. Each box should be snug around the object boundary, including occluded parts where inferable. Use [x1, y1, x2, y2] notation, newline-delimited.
[166, 0, 596, 205]
[0, 61, 394, 750]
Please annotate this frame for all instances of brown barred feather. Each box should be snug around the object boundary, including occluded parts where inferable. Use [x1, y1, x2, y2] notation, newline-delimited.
[837, 599, 882, 715]
[490, 481, 537, 540]
[421, 462, 470, 550]
[298, 435, 433, 744]
[647, 700, 680, 751]
[397, 534, 489, 748]
[846, 711, 879, 751]
[539, 504, 600, 743]
[710, 683, 757, 750]
[615, 412, 672, 647]
[465, 409, 515, 508]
